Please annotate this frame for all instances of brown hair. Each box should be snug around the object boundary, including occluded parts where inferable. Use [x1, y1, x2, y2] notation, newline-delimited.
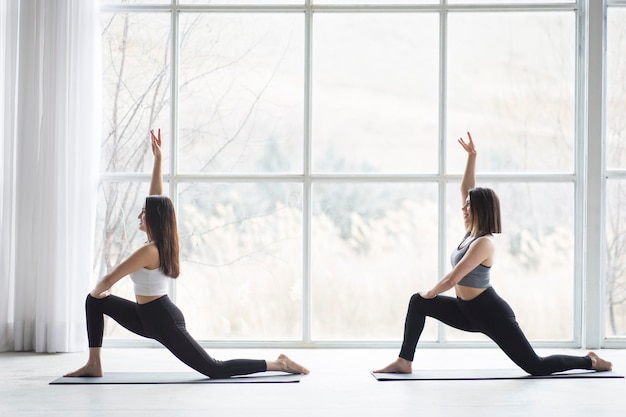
[144, 195, 180, 278]
[469, 187, 502, 235]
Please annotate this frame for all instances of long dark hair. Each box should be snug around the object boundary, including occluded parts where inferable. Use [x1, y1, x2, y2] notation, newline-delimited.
[469, 187, 502, 235]
[144, 195, 180, 278]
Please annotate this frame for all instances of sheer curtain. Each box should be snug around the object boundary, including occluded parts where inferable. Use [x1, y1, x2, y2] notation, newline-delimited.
[0, 0, 101, 352]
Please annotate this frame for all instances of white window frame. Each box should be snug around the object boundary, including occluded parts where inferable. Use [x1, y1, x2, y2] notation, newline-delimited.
[99, 0, 624, 349]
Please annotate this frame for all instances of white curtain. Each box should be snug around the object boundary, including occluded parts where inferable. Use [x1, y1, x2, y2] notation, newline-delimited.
[0, 0, 101, 352]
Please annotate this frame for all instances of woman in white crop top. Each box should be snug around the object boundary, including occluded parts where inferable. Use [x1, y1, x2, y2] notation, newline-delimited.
[375, 132, 612, 376]
[65, 129, 308, 379]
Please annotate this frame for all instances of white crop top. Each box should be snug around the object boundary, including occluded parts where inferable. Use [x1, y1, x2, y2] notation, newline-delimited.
[130, 268, 171, 296]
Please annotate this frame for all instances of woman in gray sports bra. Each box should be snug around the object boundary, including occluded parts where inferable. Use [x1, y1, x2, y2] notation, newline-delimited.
[376, 132, 612, 376]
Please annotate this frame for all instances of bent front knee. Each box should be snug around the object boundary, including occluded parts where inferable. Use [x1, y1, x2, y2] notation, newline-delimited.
[85, 293, 95, 306]
[408, 292, 429, 307]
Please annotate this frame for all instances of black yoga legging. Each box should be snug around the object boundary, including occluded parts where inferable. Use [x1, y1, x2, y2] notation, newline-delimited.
[85, 294, 266, 379]
[399, 287, 592, 376]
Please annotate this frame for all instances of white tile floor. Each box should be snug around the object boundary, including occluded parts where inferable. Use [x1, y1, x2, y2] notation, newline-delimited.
[1, 347, 624, 417]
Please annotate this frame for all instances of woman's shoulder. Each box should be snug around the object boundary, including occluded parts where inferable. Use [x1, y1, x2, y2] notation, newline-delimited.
[136, 241, 158, 252]
[131, 242, 160, 268]
[470, 234, 495, 252]
[476, 233, 495, 243]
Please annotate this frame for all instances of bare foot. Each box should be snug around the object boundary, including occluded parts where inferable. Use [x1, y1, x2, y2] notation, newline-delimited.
[276, 354, 309, 375]
[588, 352, 612, 372]
[63, 362, 103, 377]
[374, 357, 412, 374]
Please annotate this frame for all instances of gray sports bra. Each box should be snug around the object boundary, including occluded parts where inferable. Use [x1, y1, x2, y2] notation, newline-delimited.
[450, 232, 492, 289]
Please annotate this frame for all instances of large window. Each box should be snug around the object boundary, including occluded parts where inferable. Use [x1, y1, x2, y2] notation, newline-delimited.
[97, 0, 619, 347]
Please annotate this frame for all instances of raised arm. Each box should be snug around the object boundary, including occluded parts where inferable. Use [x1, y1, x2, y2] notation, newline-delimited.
[458, 131, 477, 204]
[149, 128, 163, 196]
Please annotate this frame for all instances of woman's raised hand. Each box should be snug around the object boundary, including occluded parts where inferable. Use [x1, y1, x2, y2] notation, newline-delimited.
[150, 128, 162, 159]
[149, 128, 163, 195]
[457, 131, 476, 155]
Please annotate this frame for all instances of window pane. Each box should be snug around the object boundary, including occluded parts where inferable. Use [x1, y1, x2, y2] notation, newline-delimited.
[445, 182, 574, 341]
[312, 13, 439, 173]
[101, 0, 170, 4]
[606, 8, 626, 170]
[311, 183, 438, 341]
[178, 13, 304, 173]
[176, 182, 303, 340]
[101, 12, 171, 173]
[314, 1, 437, 4]
[449, 0, 573, 4]
[180, 0, 303, 4]
[447, 12, 575, 173]
[606, 180, 626, 337]
[102, 0, 303, 4]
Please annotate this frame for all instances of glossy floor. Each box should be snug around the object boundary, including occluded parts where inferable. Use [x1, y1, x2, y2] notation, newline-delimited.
[1, 347, 624, 417]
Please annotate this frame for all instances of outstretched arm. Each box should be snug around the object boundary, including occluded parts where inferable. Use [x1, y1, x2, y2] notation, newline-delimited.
[149, 128, 163, 195]
[420, 236, 493, 298]
[90, 244, 159, 298]
[458, 131, 476, 204]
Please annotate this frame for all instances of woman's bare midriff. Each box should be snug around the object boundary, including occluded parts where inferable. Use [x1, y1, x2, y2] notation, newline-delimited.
[455, 285, 488, 301]
[135, 294, 165, 304]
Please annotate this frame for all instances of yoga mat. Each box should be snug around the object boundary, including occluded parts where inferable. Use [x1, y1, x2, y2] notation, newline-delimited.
[50, 372, 301, 385]
[372, 369, 623, 381]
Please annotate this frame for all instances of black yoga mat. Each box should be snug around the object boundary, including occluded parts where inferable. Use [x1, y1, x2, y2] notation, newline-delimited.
[371, 369, 623, 381]
[50, 372, 302, 385]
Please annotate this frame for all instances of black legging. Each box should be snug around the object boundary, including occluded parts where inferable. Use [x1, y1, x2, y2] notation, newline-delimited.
[85, 294, 266, 379]
[399, 287, 592, 376]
